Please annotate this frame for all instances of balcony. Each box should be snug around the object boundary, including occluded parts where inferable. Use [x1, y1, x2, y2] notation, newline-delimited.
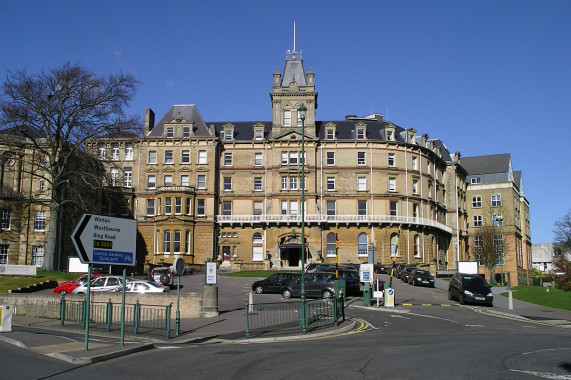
[217, 214, 452, 234]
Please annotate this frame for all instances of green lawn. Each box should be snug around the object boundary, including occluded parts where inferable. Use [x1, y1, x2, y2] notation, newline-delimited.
[223, 270, 280, 278]
[500, 286, 571, 311]
[0, 271, 74, 293]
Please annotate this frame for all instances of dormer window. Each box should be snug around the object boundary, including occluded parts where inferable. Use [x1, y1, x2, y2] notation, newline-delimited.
[326, 128, 335, 140]
[223, 125, 234, 141]
[386, 128, 395, 141]
[356, 128, 366, 140]
[254, 128, 264, 140]
[166, 127, 174, 138]
[471, 177, 482, 184]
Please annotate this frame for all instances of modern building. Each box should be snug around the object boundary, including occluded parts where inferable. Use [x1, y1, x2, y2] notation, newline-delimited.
[462, 153, 532, 284]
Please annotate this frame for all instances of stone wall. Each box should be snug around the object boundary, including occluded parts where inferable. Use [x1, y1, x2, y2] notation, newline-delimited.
[0, 286, 218, 320]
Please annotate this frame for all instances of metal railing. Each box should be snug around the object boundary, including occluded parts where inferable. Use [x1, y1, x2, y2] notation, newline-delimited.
[245, 296, 344, 339]
[59, 297, 172, 338]
[218, 214, 452, 234]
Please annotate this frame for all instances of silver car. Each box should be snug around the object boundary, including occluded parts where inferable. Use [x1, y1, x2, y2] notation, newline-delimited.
[72, 276, 127, 294]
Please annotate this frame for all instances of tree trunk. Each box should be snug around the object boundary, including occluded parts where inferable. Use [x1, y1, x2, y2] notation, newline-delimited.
[41, 201, 59, 271]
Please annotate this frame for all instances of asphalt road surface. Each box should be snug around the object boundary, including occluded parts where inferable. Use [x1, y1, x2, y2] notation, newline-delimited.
[9, 272, 571, 379]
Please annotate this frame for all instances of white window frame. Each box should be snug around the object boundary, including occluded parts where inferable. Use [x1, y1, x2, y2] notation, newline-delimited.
[148, 151, 157, 164]
[254, 152, 263, 166]
[358, 177, 366, 191]
[147, 175, 156, 189]
[181, 150, 190, 164]
[198, 150, 207, 164]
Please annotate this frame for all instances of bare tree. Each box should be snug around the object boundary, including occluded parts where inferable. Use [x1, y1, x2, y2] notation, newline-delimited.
[553, 209, 571, 256]
[0, 63, 140, 270]
[553, 209, 571, 290]
[474, 225, 504, 282]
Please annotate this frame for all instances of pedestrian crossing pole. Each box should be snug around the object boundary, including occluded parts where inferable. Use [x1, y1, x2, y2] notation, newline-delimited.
[335, 225, 339, 279]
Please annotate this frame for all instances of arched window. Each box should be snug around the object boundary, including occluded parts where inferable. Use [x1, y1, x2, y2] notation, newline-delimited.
[414, 234, 420, 257]
[252, 233, 263, 244]
[390, 233, 398, 256]
[358, 233, 368, 256]
[326, 232, 336, 257]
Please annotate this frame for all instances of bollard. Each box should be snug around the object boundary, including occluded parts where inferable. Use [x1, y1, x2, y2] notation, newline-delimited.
[60, 296, 66, 326]
[106, 299, 113, 332]
[248, 291, 254, 313]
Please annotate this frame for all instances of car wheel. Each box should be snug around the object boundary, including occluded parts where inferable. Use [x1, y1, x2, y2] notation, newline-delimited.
[59, 290, 68, 294]
[448, 289, 453, 300]
[459, 294, 465, 305]
[322, 290, 333, 298]
[160, 274, 170, 285]
[254, 286, 263, 294]
[282, 289, 292, 299]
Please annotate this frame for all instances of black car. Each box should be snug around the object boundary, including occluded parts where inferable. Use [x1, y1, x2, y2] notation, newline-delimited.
[408, 268, 435, 287]
[323, 269, 361, 295]
[251, 272, 300, 294]
[374, 264, 387, 274]
[400, 267, 415, 282]
[448, 273, 493, 306]
[281, 272, 338, 299]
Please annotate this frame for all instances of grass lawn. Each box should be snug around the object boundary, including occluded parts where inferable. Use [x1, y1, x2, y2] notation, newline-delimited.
[0, 271, 73, 293]
[500, 286, 571, 311]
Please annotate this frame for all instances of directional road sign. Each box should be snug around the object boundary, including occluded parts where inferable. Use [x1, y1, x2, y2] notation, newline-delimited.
[72, 214, 137, 266]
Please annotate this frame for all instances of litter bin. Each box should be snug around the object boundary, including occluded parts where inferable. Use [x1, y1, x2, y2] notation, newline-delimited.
[0, 305, 13, 332]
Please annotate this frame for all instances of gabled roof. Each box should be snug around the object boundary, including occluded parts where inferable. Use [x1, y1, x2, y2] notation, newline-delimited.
[460, 153, 511, 175]
[147, 104, 211, 137]
[0, 125, 43, 139]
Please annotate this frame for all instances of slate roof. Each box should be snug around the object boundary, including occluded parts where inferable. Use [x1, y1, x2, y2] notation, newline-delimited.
[281, 57, 307, 87]
[147, 104, 211, 137]
[460, 153, 511, 175]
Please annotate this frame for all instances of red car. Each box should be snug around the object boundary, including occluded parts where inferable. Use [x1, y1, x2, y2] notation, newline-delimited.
[52, 274, 103, 294]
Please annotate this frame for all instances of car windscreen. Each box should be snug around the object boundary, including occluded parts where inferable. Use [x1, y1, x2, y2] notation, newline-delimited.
[462, 276, 487, 286]
[416, 270, 429, 276]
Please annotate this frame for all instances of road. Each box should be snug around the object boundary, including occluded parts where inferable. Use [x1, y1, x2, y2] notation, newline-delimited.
[7, 272, 571, 379]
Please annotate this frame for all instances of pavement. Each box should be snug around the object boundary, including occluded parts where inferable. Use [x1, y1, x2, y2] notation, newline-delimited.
[1, 279, 570, 365]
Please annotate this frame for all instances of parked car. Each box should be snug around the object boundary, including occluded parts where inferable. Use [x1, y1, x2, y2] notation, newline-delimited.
[305, 263, 355, 273]
[374, 264, 387, 274]
[252, 272, 300, 294]
[393, 263, 406, 278]
[408, 269, 435, 287]
[325, 269, 361, 295]
[52, 274, 103, 295]
[400, 267, 415, 282]
[72, 276, 127, 294]
[448, 273, 493, 306]
[281, 272, 338, 299]
[114, 280, 169, 293]
[150, 267, 173, 287]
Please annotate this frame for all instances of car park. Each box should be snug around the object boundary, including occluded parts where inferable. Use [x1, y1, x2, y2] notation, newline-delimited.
[400, 267, 415, 282]
[72, 276, 127, 294]
[448, 273, 493, 306]
[281, 272, 338, 299]
[114, 280, 169, 293]
[52, 274, 103, 294]
[408, 269, 435, 287]
[150, 267, 173, 287]
[252, 272, 301, 294]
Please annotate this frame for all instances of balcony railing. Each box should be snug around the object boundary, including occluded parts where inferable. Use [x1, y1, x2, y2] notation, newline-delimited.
[217, 214, 452, 234]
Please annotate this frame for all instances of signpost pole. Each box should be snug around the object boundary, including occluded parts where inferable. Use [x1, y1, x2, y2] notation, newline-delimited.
[84, 264, 91, 351]
[176, 274, 180, 336]
[120, 267, 126, 346]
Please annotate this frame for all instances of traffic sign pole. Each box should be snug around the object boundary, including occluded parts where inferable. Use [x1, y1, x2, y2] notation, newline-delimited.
[84, 264, 91, 351]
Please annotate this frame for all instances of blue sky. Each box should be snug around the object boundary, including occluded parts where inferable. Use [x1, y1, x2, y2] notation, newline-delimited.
[1, 1, 569, 244]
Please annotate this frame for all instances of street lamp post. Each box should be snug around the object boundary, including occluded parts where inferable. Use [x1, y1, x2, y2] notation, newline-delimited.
[298, 104, 307, 333]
